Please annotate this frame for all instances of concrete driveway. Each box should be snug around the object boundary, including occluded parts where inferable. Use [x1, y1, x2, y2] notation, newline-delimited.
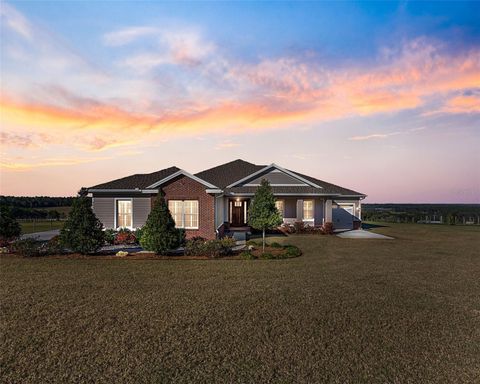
[337, 229, 393, 239]
[21, 230, 60, 242]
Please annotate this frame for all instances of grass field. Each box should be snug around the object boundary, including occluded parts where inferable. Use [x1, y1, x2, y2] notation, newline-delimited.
[1, 223, 479, 383]
[19, 220, 64, 234]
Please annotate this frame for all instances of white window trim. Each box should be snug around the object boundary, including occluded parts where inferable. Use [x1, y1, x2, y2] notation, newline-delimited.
[168, 200, 199, 230]
[114, 198, 133, 230]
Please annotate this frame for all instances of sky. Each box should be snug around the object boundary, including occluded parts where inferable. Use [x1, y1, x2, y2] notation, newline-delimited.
[0, 1, 479, 202]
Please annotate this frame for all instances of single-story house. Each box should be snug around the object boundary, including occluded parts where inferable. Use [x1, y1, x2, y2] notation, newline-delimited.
[86, 159, 366, 239]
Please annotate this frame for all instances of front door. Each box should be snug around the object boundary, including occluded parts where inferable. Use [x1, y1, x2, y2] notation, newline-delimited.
[230, 200, 247, 226]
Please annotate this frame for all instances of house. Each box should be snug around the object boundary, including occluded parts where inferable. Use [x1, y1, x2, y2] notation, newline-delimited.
[86, 159, 366, 239]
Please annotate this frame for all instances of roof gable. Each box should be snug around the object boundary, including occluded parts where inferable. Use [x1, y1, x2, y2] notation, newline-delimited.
[194, 159, 265, 189]
[227, 164, 322, 189]
[146, 169, 218, 189]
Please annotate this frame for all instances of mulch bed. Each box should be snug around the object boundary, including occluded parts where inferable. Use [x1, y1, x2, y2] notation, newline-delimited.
[0, 252, 244, 260]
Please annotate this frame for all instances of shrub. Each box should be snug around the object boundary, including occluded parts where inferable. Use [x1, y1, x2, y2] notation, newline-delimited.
[185, 237, 237, 258]
[246, 240, 260, 246]
[133, 227, 145, 244]
[0, 205, 21, 246]
[240, 251, 256, 260]
[285, 245, 302, 257]
[60, 196, 105, 254]
[13, 238, 41, 257]
[260, 252, 275, 259]
[184, 237, 206, 256]
[269, 242, 282, 248]
[140, 194, 182, 254]
[40, 235, 65, 255]
[293, 221, 305, 233]
[104, 229, 117, 245]
[322, 222, 334, 235]
[114, 228, 137, 245]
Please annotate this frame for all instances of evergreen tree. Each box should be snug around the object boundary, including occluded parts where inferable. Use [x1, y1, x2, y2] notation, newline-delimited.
[248, 179, 283, 251]
[60, 196, 104, 254]
[140, 193, 182, 254]
[0, 205, 22, 244]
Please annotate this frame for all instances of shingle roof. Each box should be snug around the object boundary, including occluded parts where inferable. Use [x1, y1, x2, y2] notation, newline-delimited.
[87, 159, 365, 196]
[225, 186, 324, 195]
[288, 170, 365, 196]
[89, 166, 180, 190]
[194, 159, 265, 189]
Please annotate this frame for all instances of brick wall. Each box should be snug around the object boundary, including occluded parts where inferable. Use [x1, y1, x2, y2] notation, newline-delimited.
[152, 175, 216, 240]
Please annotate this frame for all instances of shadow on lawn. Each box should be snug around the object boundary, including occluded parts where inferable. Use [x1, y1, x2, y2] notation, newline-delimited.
[362, 222, 389, 230]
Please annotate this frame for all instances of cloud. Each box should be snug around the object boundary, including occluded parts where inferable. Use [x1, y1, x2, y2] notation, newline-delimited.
[0, 2, 32, 40]
[439, 94, 480, 114]
[103, 26, 159, 46]
[106, 26, 216, 70]
[0, 156, 111, 171]
[348, 127, 427, 141]
[0, 131, 34, 147]
[349, 132, 402, 141]
[215, 140, 240, 150]
[2, 3, 480, 175]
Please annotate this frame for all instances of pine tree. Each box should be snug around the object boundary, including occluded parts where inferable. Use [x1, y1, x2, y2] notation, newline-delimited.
[248, 179, 283, 251]
[140, 193, 182, 254]
[0, 205, 22, 244]
[60, 196, 105, 254]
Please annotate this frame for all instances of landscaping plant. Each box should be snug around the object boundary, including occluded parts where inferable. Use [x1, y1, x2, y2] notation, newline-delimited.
[322, 222, 334, 235]
[0, 205, 21, 246]
[247, 179, 283, 251]
[59, 196, 105, 254]
[114, 228, 137, 245]
[13, 238, 41, 257]
[104, 229, 117, 245]
[140, 193, 183, 254]
[185, 237, 236, 258]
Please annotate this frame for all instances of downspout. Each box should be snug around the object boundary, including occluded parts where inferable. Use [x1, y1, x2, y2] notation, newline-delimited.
[214, 193, 224, 238]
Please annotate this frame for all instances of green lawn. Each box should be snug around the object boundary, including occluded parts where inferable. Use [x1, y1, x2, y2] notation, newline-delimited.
[20, 220, 64, 234]
[1, 223, 479, 383]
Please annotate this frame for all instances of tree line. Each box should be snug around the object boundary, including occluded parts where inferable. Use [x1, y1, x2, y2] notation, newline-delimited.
[362, 204, 480, 225]
[0, 196, 76, 220]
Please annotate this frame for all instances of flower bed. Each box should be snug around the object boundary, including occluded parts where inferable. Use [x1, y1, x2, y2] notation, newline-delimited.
[240, 241, 302, 260]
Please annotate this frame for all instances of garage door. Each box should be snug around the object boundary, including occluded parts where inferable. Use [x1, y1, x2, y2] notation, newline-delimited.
[332, 205, 355, 229]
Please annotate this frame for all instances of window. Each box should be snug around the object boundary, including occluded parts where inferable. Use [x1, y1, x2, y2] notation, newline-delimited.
[275, 200, 285, 217]
[303, 200, 314, 220]
[183, 200, 199, 229]
[117, 200, 132, 228]
[168, 200, 199, 229]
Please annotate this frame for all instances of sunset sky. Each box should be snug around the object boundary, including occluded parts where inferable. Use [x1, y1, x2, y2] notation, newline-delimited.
[1, 1, 479, 202]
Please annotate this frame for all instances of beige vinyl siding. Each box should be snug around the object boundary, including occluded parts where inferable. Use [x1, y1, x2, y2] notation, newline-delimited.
[92, 197, 115, 228]
[246, 170, 308, 185]
[314, 199, 324, 224]
[132, 198, 151, 228]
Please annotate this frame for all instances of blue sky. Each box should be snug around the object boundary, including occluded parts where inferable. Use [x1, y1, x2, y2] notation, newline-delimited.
[1, 1, 479, 201]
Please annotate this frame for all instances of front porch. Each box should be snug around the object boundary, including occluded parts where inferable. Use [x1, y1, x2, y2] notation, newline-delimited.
[218, 196, 335, 239]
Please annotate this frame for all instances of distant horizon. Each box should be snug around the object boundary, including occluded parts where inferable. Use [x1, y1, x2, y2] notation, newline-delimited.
[2, 194, 479, 206]
[1, 1, 479, 202]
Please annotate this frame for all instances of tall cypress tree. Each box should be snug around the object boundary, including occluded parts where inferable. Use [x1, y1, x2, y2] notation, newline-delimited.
[140, 193, 182, 254]
[60, 196, 105, 254]
[248, 179, 283, 251]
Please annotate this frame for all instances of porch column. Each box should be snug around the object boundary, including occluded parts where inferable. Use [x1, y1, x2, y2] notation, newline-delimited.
[325, 199, 333, 222]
